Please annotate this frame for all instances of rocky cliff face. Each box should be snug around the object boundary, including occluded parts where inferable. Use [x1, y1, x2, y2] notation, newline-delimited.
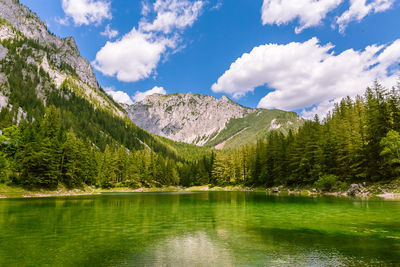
[125, 93, 303, 147]
[0, 0, 97, 89]
[0, 0, 124, 118]
[125, 93, 254, 145]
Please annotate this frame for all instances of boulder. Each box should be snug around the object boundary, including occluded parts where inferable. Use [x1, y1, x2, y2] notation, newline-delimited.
[347, 184, 362, 196]
[272, 186, 283, 193]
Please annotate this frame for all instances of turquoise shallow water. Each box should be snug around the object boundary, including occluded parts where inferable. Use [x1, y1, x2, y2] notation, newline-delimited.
[0, 192, 399, 266]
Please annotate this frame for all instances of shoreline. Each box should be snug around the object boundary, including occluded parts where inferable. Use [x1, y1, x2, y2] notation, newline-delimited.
[1, 184, 400, 200]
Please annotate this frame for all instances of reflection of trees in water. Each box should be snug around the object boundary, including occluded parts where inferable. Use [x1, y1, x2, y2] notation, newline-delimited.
[0, 192, 399, 266]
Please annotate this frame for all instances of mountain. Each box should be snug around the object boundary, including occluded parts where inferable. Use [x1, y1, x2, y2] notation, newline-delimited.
[0, 0, 220, 190]
[125, 93, 303, 149]
[0, 0, 302, 154]
[0, 0, 179, 158]
[0, 0, 123, 118]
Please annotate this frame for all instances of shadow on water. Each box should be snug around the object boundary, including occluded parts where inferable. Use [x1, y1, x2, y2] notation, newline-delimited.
[244, 226, 400, 265]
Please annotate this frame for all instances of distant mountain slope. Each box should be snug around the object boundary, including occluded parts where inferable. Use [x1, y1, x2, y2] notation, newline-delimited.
[0, 0, 180, 159]
[205, 109, 302, 150]
[125, 93, 303, 149]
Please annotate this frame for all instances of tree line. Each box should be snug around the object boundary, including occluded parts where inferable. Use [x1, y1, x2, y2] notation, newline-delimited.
[0, 105, 215, 189]
[211, 81, 400, 191]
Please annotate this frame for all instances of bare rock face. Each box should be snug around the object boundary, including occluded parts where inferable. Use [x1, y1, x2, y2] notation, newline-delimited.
[0, 43, 7, 60]
[0, 0, 98, 89]
[125, 93, 255, 145]
[0, 0, 126, 119]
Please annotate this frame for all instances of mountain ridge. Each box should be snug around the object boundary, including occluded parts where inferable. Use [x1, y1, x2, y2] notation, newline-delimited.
[124, 92, 303, 149]
[0, 0, 183, 160]
[0, 0, 303, 153]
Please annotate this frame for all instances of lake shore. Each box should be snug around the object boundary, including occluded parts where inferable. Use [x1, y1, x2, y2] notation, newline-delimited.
[1, 182, 400, 200]
[0, 184, 100, 199]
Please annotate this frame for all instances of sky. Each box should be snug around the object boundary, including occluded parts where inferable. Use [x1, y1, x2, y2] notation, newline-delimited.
[20, 0, 400, 118]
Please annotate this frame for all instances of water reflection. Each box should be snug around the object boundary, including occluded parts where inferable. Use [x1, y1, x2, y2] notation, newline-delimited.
[0, 192, 399, 266]
[136, 232, 233, 266]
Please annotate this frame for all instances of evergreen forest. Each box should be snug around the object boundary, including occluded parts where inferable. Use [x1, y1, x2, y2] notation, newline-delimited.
[1, 79, 400, 191]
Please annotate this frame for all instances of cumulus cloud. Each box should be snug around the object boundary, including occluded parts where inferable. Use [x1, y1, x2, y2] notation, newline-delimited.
[105, 88, 134, 105]
[301, 99, 339, 120]
[101, 24, 119, 39]
[336, 0, 395, 33]
[133, 86, 167, 102]
[261, 0, 343, 33]
[61, 0, 111, 26]
[94, 0, 204, 82]
[212, 38, 400, 118]
[139, 0, 204, 34]
[261, 0, 395, 33]
[93, 29, 174, 82]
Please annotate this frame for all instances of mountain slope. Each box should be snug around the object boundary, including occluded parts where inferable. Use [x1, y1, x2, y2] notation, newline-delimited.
[0, 0, 181, 159]
[125, 93, 303, 149]
[0, 0, 98, 89]
[205, 109, 302, 150]
[0, 0, 217, 190]
[0, 0, 124, 119]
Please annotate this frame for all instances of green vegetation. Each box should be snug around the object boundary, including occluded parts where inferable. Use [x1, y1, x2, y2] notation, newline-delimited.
[153, 135, 213, 162]
[0, 106, 215, 189]
[210, 82, 400, 190]
[0, 34, 215, 191]
[165, 105, 172, 112]
[0, 17, 399, 193]
[1, 74, 399, 192]
[314, 175, 346, 192]
[205, 109, 302, 149]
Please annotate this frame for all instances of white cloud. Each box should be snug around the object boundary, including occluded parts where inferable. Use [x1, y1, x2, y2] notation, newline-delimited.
[141, 1, 152, 16]
[261, 0, 395, 33]
[336, 0, 395, 33]
[105, 88, 134, 105]
[133, 86, 167, 102]
[94, 0, 204, 82]
[93, 29, 174, 82]
[212, 38, 400, 118]
[139, 0, 204, 34]
[261, 0, 343, 33]
[61, 0, 111, 26]
[101, 24, 119, 39]
[211, 1, 223, 11]
[301, 99, 339, 120]
[55, 16, 70, 26]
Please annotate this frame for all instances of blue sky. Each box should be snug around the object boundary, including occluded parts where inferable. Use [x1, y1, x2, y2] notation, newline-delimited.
[20, 0, 400, 117]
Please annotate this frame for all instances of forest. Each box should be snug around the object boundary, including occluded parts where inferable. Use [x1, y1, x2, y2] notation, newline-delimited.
[0, 81, 400, 191]
[0, 27, 399, 191]
[211, 81, 400, 191]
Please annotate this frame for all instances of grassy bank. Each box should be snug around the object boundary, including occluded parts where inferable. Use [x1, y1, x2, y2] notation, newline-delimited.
[0, 184, 99, 199]
[1, 182, 400, 199]
[0, 184, 266, 199]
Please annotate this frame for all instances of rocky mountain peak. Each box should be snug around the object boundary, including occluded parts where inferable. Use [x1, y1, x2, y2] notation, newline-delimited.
[0, 0, 98, 89]
[124, 92, 303, 148]
[125, 93, 255, 146]
[0, 0, 125, 118]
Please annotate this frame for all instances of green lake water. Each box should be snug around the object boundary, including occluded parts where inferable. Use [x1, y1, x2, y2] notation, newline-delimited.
[0, 192, 399, 266]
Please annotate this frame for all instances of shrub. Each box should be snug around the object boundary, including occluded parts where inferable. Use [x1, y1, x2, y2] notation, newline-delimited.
[314, 174, 341, 192]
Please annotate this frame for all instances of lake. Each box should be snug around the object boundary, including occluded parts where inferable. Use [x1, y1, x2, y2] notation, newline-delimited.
[0, 192, 399, 266]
